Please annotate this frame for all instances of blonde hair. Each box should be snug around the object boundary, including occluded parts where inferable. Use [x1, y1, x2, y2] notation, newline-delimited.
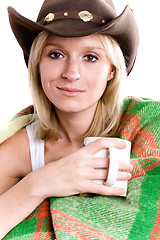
[28, 31, 127, 140]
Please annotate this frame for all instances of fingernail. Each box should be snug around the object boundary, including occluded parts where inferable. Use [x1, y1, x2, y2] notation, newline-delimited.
[127, 173, 132, 179]
[121, 141, 128, 148]
[120, 141, 126, 146]
[119, 188, 125, 195]
[129, 164, 133, 171]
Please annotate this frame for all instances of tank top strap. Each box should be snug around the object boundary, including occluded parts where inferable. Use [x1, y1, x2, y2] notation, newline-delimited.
[26, 120, 45, 171]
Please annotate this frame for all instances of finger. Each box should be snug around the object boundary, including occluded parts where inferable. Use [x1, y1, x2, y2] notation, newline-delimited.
[84, 137, 128, 156]
[89, 169, 131, 182]
[91, 157, 109, 168]
[86, 182, 125, 196]
[118, 160, 133, 172]
[117, 171, 132, 181]
[89, 168, 108, 180]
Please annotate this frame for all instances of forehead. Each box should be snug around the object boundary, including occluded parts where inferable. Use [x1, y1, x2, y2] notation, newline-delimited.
[44, 33, 105, 49]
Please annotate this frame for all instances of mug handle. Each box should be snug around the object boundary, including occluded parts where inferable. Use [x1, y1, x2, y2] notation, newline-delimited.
[105, 147, 119, 186]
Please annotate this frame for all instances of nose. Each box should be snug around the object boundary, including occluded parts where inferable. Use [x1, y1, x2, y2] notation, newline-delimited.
[62, 59, 81, 81]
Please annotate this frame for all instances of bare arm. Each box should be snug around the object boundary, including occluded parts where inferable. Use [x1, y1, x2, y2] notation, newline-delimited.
[0, 133, 132, 238]
[0, 128, 41, 238]
[0, 173, 44, 238]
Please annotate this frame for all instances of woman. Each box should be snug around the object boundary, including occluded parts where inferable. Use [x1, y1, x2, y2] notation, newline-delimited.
[0, 0, 138, 238]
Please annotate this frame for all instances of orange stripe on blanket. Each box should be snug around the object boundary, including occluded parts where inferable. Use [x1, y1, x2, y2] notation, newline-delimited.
[131, 159, 160, 180]
[52, 209, 117, 240]
[132, 129, 158, 158]
[149, 189, 160, 239]
[54, 217, 106, 240]
[34, 200, 51, 240]
[119, 116, 140, 141]
[54, 222, 96, 240]
[124, 98, 141, 111]
[27, 199, 50, 220]
[43, 232, 56, 240]
[44, 214, 56, 240]
[131, 158, 156, 172]
[15, 105, 34, 116]
[130, 158, 142, 166]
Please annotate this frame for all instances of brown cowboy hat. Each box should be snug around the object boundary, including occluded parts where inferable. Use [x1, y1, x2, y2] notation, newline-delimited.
[8, 0, 139, 74]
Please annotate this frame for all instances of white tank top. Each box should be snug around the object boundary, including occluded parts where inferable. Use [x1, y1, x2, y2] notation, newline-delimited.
[26, 121, 45, 171]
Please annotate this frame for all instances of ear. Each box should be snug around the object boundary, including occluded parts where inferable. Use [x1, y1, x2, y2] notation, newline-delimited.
[107, 69, 115, 81]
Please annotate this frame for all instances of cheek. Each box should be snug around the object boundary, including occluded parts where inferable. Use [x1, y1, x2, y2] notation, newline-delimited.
[39, 61, 61, 85]
[91, 66, 110, 88]
[39, 62, 47, 84]
[39, 62, 54, 87]
[90, 66, 111, 98]
[39, 64, 51, 98]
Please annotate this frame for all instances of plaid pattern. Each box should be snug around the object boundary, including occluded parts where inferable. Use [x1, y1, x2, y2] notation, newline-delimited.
[4, 199, 56, 239]
[2, 97, 160, 240]
[11, 105, 34, 119]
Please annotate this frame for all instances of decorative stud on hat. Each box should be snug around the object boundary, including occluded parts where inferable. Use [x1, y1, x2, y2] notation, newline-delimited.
[8, 0, 139, 74]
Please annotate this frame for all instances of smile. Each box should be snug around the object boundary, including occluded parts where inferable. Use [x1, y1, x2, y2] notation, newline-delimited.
[57, 87, 85, 97]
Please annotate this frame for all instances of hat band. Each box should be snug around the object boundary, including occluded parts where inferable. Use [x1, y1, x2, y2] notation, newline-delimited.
[38, 10, 106, 26]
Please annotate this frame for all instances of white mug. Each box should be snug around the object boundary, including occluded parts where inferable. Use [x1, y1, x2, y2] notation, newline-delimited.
[84, 137, 131, 197]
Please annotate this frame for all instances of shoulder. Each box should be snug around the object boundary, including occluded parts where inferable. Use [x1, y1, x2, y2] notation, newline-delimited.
[0, 105, 36, 194]
[0, 127, 31, 180]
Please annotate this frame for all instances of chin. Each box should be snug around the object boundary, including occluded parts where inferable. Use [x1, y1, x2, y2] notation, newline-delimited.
[59, 107, 84, 113]
[55, 104, 88, 114]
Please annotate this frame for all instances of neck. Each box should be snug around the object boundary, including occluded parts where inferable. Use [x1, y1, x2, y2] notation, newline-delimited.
[56, 106, 97, 144]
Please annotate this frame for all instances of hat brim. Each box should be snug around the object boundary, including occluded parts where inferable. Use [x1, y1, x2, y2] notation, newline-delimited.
[8, 5, 139, 74]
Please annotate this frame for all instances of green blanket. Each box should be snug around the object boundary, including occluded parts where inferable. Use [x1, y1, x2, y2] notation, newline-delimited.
[2, 97, 160, 240]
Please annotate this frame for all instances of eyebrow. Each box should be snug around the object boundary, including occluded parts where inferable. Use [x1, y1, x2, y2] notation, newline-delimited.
[44, 43, 105, 52]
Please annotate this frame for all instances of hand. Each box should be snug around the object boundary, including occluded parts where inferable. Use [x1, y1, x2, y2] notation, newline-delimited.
[31, 138, 132, 200]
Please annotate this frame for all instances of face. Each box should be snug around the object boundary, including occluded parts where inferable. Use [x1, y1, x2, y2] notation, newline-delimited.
[39, 34, 113, 115]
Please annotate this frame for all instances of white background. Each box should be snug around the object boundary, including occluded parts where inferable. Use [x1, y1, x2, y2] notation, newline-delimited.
[0, 0, 160, 129]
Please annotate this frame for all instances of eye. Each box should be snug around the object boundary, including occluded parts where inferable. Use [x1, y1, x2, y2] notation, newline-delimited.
[84, 55, 98, 62]
[49, 52, 63, 59]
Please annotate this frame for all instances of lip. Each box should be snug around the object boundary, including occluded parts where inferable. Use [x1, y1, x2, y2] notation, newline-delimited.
[57, 87, 85, 97]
